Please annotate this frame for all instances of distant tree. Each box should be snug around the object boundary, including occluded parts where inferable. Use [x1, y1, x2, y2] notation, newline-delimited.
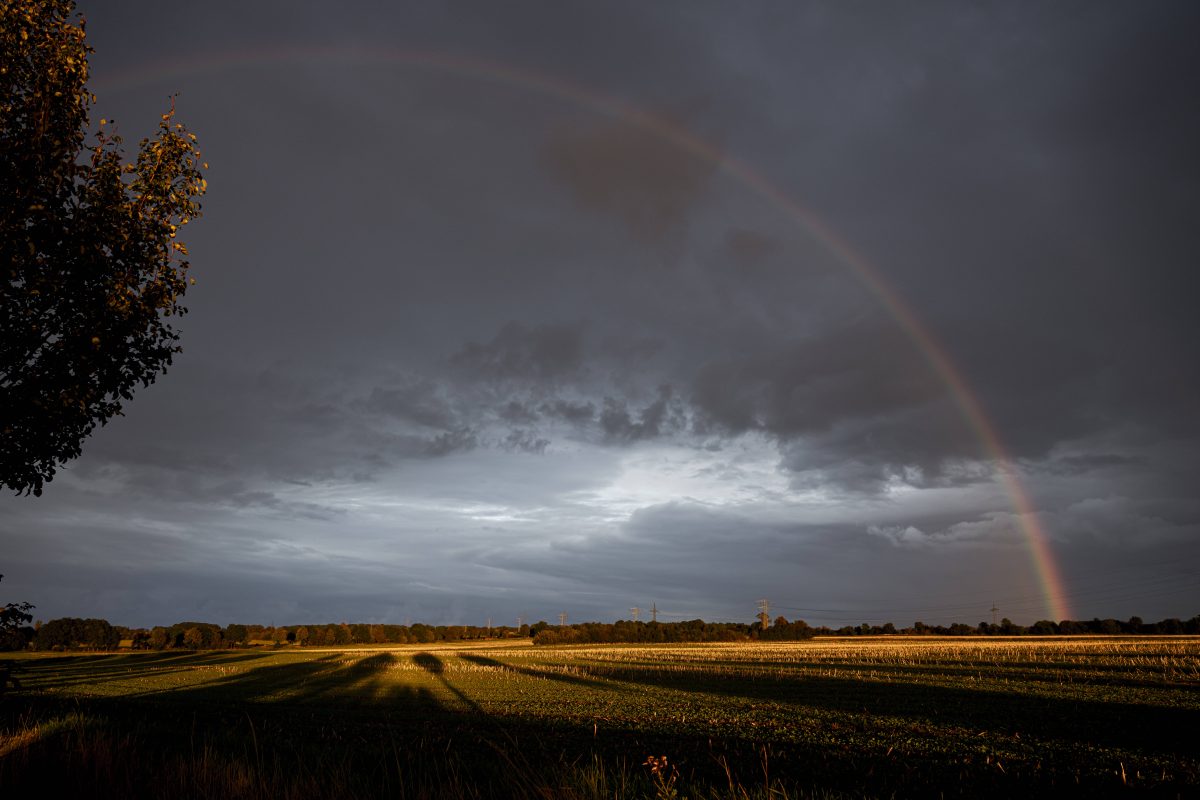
[223, 624, 247, 646]
[1, 0, 206, 495]
[148, 626, 170, 650]
[167, 621, 220, 649]
[34, 617, 117, 650]
[0, 575, 34, 650]
[409, 623, 435, 644]
[1, 575, 34, 692]
[998, 617, 1024, 635]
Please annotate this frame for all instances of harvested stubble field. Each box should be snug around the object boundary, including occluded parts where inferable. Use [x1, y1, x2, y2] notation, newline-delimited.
[1, 636, 1197, 798]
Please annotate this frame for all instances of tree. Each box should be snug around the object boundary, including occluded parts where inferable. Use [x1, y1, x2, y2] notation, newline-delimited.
[33, 616, 117, 650]
[0, 575, 33, 692]
[1, 0, 206, 495]
[223, 624, 247, 646]
[1, 574, 34, 654]
[148, 626, 170, 650]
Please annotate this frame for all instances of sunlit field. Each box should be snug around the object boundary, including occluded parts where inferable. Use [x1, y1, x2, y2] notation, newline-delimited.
[2, 637, 1197, 798]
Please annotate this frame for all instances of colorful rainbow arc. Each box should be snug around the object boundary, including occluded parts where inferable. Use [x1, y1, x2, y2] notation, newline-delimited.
[96, 45, 1072, 622]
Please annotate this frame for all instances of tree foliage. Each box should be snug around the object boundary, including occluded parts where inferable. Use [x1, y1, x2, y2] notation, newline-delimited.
[33, 616, 117, 650]
[0, 574, 34, 652]
[1, 0, 206, 495]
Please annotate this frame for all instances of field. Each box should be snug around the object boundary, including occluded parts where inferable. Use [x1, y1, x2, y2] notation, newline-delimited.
[1, 637, 1197, 798]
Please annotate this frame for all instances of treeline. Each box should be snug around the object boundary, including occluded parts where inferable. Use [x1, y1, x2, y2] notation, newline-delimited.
[20, 619, 529, 651]
[531, 614, 1200, 645]
[6, 613, 1198, 652]
[531, 619, 758, 645]
[814, 615, 1200, 637]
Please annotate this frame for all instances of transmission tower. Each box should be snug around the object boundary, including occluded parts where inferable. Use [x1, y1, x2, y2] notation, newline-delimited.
[630, 607, 640, 621]
[558, 611, 567, 626]
[991, 602, 999, 627]
[757, 598, 771, 631]
[651, 602, 658, 623]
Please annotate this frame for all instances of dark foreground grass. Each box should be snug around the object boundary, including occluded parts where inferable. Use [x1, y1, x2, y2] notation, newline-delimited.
[1, 638, 1197, 798]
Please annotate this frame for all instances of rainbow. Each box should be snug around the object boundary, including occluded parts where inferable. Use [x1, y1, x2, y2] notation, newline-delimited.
[96, 46, 1072, 621]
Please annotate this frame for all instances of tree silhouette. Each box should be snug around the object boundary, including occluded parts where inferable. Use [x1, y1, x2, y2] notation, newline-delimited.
[1, 0, 206, 495]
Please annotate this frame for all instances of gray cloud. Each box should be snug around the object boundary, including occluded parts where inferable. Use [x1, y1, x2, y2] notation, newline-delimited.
[599, 386, 686, 443]
[452, 321, 586, 381]
[542, 108, 720, 250]
[422, 427, 479, 457]
[365, 380, 457, 430]
[501, 429, 550, 455]
[541, 398, 595, 424]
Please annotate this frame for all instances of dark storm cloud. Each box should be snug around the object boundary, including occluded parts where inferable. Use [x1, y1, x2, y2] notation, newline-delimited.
[424, 427, 479, 457]
[722, 228, 777, 266]
[691, 320, 943, 440]
[599, 386, 686, 443]
[451, 321, 586, 381]
[1038, 453, 1145, 477]
[497, 400, 539, 425]
[501, 429, 550, 455]
[541, 398, 595, 425]
[542, 109, 720, 249]
[364, 380, 457, 430]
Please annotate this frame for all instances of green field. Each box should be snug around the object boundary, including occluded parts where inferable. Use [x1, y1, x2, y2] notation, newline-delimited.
[2, 637, 1197, 798]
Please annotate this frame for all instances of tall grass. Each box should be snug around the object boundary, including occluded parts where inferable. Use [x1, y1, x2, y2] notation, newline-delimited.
[0, 711, 860, 799]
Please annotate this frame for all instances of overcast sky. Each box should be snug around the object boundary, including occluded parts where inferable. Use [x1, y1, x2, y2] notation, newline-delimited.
[3, 1, 1198, 629]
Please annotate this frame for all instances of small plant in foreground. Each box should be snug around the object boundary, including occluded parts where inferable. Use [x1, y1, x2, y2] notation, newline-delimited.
[644, 754, 681, 800]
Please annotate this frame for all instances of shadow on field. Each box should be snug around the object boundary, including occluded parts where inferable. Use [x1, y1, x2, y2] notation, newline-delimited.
[5, 648, 1195, 799]
[413, 652, 485, 714]
[668, 655, 1183, 690]
[152, 652, 414, 706]
[15, 651, 274, 694]
[561, 659, 1198, 758]
[459, 652, 615, 690]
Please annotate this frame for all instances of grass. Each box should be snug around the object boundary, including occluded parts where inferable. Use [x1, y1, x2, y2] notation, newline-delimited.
[1, 636, 1197, 797]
